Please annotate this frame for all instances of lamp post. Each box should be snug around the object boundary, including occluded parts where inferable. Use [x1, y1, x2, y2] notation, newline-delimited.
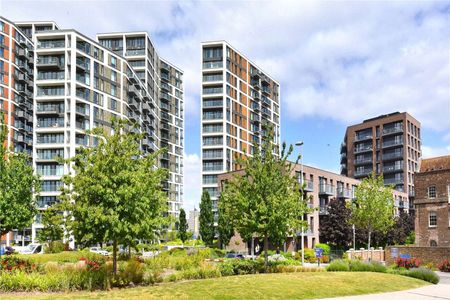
[295, 141, 304, 266]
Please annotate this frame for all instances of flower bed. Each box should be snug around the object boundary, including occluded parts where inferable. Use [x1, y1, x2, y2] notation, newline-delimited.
[438, 259, 450, 272]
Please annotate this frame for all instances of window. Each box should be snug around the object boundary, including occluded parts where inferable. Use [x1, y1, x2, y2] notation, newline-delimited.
[428, 186, 436, 198]
[429, 212, 437, 227]
[430, 240, 437, 247]
[448, 184, 450, 203]
[111, 56, 117, 68]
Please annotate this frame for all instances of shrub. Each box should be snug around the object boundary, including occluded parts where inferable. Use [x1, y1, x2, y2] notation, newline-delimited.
[315, 243, 331, 255]
[438, 259, 450, 272]
[168, 262, 221, 282]
[406, 268, 439, 284]
[395, 258, 421, 269]
[349, 260, 374, 272]
[45, 241, 65, 254]
[371, 261, 387, 273]
[0, 256, 37, 273]
[326, 259, 350, 272]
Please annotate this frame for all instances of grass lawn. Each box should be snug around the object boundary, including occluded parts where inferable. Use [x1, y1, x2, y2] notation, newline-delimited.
[1, 272, 428, 300]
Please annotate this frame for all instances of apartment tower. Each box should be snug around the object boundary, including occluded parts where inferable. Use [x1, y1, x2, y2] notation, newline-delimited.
[97, 32, 185, 217]
[0, 17, 35, 245]
[0, 15, 185, 244]
[340, 112, 421, 208]
[201, 41, 281, 222]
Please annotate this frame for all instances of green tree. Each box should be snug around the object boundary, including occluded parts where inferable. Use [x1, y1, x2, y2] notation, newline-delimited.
[37, 205, 64, 245]
[217, 193, 234, 249]
[177, 208, 188, 243]
[349, 173, 395, 251]
[319, 198, 352, 249]
[61, 119, 168, 273]
[0, 113, 40, 240]
[199, 190, 214, 246]
[220, 128, 308, 267]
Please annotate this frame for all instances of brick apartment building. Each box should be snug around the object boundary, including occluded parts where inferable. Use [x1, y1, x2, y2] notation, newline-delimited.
[218, 161, 409, 253]
[341, 112, 421, 203]
[414, 155, 450, 247]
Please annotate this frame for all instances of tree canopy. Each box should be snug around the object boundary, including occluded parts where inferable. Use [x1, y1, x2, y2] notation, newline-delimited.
[319, 198, 352, 249]
[199, 190, 214, 246]
[220, 128, 309, 267]
[349, 173, 395, 250]
[177, 208, 188, 243]
[0, 113, 40, 237]
[217, 193, 234, 249]
[60, 119, 168, 273]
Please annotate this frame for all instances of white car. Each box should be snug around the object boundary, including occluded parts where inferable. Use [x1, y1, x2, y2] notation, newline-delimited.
[20, 243, 44, 255]
[89, 247, 109, 256]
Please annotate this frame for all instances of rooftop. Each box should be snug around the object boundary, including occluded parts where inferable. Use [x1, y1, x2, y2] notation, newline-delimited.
[419, 155, 450, 172]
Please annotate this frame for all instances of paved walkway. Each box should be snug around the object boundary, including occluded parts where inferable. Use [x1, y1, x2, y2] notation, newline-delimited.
[320, 272, 450, 300]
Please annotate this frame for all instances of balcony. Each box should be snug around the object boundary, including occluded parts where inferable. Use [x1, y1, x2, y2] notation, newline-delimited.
[382, 140, 403, 148]
[355, 134, 373, 142]
[261, 96, 271, 106]
[160, 82, 171, 92]
[340, 152, 347, 164]
[382, 152, 403, 161]
[354, 146, 372, 154]
[340, 142, 346, 154]
[337, 188, 352, 199]
[143, 102, 150, 112]
[354, 157, 373, 166]
[202, 61, 223, 70]
[382, 164, 403, 174]
[319, 184, 334, 196]
[75, 58, 89, 71]
[319, 205, 329, 215]
[384, 178, 404, 185]
[354, 169, 373, 177]
[75, 105, 90, 117]
[262, 86, 272, 95]
[37, 40, 65, 49]
[299, 179, 314, 192]
[160, 72, 170, 82]
[36, 57, 62, 70]
[128, 85, 138, 96]
[382, 126, 403, 136]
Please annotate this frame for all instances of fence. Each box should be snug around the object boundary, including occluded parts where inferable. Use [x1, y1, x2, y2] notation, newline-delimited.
[346, 248, 385, 262]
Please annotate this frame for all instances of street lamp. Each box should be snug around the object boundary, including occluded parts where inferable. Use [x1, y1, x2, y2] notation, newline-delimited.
[295, 141, 305, 266]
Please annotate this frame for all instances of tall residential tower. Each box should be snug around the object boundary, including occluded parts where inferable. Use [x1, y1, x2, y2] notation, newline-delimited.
[201, 41, 280, 222]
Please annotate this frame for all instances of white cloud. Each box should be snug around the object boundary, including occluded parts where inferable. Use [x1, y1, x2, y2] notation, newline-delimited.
[4, 1, 448, 133]
[422, 145, 450, 159]
[182, 152, 201, 211]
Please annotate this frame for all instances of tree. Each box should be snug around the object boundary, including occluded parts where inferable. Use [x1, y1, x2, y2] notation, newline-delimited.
[349, 174, 395, 251]
[319, 198, 352, 249]
[0, 113, 40, 239]
[37, 205, 64, 244]
[61, 119, 168, 273]
[217, 193, 234, 249]
[177, 208, 188, 243]
[220, 127, 308, 267]
[199, 190, 214, 246]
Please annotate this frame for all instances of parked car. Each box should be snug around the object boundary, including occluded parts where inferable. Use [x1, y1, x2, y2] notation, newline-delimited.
[5, 246, 16, 255]
[225, 252, 244, 259]
[20, 243, 43, 255]
[89, 247, 109, 256]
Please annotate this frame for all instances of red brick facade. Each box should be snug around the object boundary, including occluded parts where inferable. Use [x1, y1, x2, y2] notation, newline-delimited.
[414, 155, 450, 247]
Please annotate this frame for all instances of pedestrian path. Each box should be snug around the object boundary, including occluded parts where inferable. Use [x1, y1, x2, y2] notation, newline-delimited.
[319, 272, 450, 300]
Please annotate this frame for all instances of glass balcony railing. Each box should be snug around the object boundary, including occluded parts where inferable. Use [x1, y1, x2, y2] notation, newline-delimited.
[203, 61, 223, 69]
[354, 169, 373, 177]
[383, 126, 403, 135]
[382, 152, 403, 160]
[319, 184, 335, 195]
[38, 40, 65, 49]
[382, 140, 403, 148]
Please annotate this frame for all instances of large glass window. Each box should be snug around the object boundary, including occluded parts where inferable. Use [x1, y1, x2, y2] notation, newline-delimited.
[202, 136, 223, 146]
[36, 149, 64, 160]
[41, 180, 63, 192]
[36, 133, 64, 144]
[202, 161, 223, 172]
[36, 164, 64, 176]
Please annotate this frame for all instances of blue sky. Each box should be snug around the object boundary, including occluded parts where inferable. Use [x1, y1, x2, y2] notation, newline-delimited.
[2, 0, 449, 210]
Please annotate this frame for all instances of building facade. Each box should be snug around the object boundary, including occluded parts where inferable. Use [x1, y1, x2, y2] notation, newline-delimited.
[0, 17, 35, 245]
[218, 162, 408, 252]
[201, 41, 280, 222]
[340, 112, 421, 203]
[0, 16, 184, 245]
[97, 32, 184, 216]
[414, 155, 450, 247]
[188, 209, 200, 239]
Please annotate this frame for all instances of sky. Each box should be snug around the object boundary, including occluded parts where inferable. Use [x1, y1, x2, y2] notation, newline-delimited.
[2, 0, 449, 211]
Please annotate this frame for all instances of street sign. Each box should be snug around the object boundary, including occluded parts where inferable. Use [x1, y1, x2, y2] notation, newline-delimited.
[314, 248, 323, 258]
[391, 247, 398, 258]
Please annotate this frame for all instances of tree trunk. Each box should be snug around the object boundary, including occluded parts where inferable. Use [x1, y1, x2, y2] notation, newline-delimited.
[251, 237, 254, 260]
[367, 230, 371, 262]
[264, 235, 269, 270]
[112, 240, 117, 274]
